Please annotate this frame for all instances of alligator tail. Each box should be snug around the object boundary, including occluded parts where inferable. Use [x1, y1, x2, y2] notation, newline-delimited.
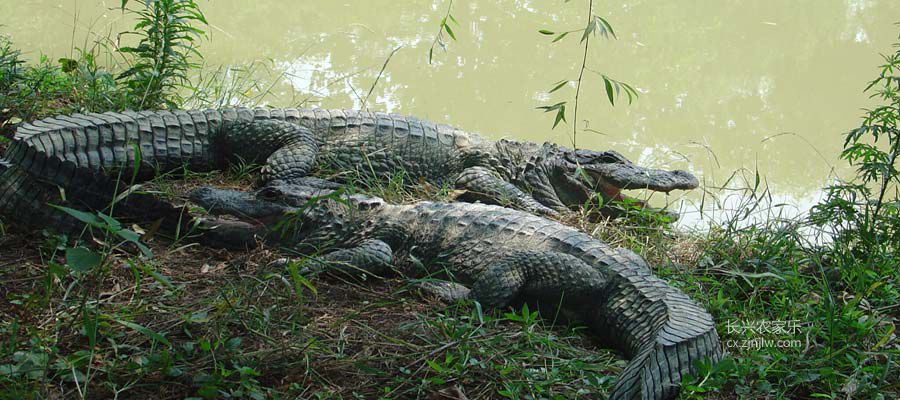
[599, 269, 722, 400]
[0, 156, 86, 232]
[0, 110, 242, 232]
[0, 144, 183, 232]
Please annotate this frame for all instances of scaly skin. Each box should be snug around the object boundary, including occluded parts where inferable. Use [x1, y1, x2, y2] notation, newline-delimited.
[0, 108, 698, 231]
[190, 183, 723, 400]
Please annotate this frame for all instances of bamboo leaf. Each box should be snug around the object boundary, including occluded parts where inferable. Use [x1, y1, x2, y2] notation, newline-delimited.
[116, 229, 153, 258]
[552, 32, 569, 43]
[444, 24, 457, 41]
[549, 80, 569, 93]
[597, 16, 617, 39]
[603, 76, 615, 105]
[83, 311, 98, 347]
[581, 19, 596, 43]
[553, 105, 567, 129]
[287, 260, 318, 298]
[97, 213, 123, 231]
[130, 142, 142, 183]
[622, 82, 639, 104]
[50, 205, 104, 228]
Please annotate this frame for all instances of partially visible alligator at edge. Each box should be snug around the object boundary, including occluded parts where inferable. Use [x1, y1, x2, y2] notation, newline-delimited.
[190, 182, 723, 400]
[0, 108, 698, 231]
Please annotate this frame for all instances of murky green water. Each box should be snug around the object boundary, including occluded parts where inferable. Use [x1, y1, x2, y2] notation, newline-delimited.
[3, 0, 899, 225]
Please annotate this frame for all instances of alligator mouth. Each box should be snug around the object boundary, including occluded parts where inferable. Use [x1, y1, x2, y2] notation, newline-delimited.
[585, 164, 699, 193]
[576, 167, 695, 218]
[189, 186, 291, 224]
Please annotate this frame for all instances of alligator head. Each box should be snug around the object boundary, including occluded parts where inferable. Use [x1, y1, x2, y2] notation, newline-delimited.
[187, 185, 285, 248]
[521, 143, 698, 215]
[191, 185, 296, 222]
[189, 184, 378, 248]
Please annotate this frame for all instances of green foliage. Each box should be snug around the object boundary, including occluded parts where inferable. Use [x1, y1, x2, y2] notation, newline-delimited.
[0, 35, 128, 136]
[537, 101, 567, 129]
[118, 0, 208, 109]
[679, 220, 898, 398]
[536, 0, 638, 148]
[51, 205, 153, 257]
[64, 247, 103, 273]
[0, 35, 23, 135]
[56, 49, 129, 111]
[811, 23, 900, 257]
[385, 302, 616, 399]
[0, 5, 896, 400]
[0, 1, 209, 136]
[427, 0, 459, 64]
[674, 26, 900, 398]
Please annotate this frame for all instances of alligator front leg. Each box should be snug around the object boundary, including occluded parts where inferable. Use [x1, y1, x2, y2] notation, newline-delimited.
[414, 281, 472, 302]
[455, 167, 559, 217]
[301, 239, 394, 280]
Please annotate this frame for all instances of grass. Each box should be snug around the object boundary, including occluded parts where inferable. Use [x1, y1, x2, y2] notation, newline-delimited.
[0, 170, 625, 400]
[1, 165, 894, 399]
[1, 5, 898, 399]
[0, 38, 128, 138]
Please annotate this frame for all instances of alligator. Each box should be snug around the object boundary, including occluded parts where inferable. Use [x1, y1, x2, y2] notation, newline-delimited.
[189, 182, 722, 400]
[0, 108, 698, 231]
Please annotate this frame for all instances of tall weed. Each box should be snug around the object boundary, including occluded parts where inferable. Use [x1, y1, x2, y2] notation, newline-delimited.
[117, 0, 208, 109]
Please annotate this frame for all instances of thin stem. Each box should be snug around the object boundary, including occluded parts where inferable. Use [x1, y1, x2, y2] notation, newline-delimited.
[363, 46, 402, 110]
[871, 147, 898, 228]
[428, 0, 455, 64]
[571, 0, 593, 149]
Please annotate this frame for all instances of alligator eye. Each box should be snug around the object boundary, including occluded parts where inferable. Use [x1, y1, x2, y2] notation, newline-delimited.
[258, 187, 282, 200]
[564, 152, 583, 163]
[596, 151, 627, 164]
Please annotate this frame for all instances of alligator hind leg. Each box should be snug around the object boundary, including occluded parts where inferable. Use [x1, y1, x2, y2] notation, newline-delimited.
[260, 134, 321, 184]
[455, 167, 559, 217]
[260, 135, 348, 191]
[221, 119, 323, 185]
[469, 251, 608, 309]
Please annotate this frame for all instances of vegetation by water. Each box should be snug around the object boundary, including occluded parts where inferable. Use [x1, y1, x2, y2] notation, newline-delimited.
[0, 1, 897, 399]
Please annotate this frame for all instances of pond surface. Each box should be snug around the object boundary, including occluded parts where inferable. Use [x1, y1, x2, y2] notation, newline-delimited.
[3, 0, 899, 227]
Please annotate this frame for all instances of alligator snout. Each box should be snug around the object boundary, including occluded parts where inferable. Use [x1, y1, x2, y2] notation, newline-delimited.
[591, 164, 699, 193]
[190, 186, 290, 220]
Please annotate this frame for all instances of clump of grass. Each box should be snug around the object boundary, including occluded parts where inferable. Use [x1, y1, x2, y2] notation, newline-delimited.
[0, 0, 210, 138]
[313, 161, 456, 205]
[658, 27, 900, 398]
[0, 35, 128, 139]
[0, 34, 23, 138]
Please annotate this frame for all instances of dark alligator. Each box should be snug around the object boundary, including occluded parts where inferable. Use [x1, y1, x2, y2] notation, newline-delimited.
[190, 183, 722, 400]
[0, 109, 698, 231]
